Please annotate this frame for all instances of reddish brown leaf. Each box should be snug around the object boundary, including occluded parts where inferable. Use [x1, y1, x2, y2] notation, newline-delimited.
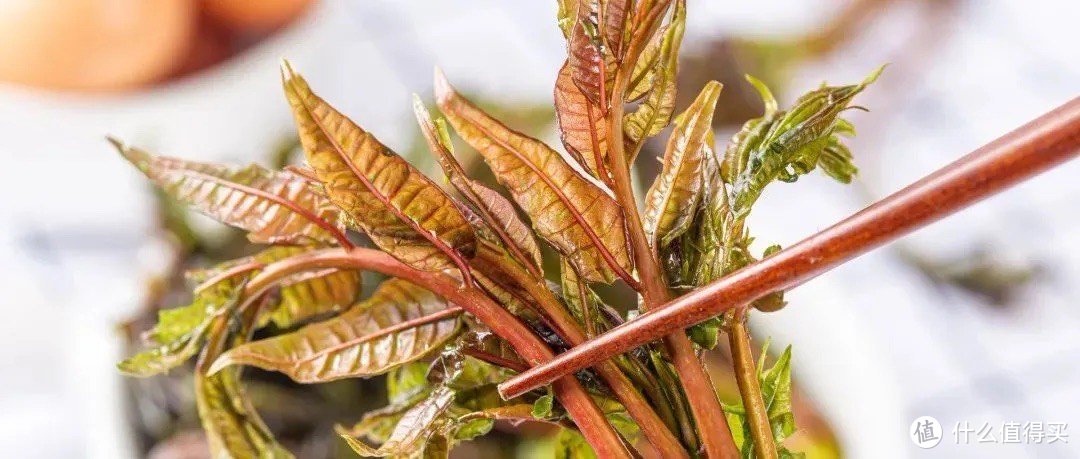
[568, 0, 614, 107]
[555, 61, 611, 183]
[602, 0, 631, 60]
[435, 70, 634, 284]
[282, 65, 477, 283]
[413, 99, 544, 276]
[112, 140, 348, 247]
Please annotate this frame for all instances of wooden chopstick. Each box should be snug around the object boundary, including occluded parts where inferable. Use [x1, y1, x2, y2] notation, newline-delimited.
[499, 96, 1080, 399]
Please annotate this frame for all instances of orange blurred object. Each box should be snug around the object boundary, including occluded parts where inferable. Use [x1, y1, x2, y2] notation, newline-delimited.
[201, 0, 315, 34]
[0, 0, 196, 92]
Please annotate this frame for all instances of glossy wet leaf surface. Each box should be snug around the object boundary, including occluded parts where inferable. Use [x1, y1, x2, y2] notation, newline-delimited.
[436, 71, 633, 283]
[729, 68, 881, 215]
[555, 61, 610, 181]
[283, 67, 477, 279]
[415, 100, 544, 274]
[254, 246, 360, 328]
[338, 386, 455, 457]
[210, 279, 462, 383]
[113, 140, 345, 246]
[643, 81, 722, 249]
[623, 0, 686, 152]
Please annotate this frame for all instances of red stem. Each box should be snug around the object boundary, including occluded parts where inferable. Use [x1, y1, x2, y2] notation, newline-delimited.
[602, 1, 739, 456]
[193, 261, 265, 295]
[243, 247, 630, 458]
[499, 96, 1080, 397]
[493, 256, 689, 457]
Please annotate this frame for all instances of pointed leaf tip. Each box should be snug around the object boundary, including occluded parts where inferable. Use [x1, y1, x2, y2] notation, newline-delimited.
[280, 59, 297, 79]
[106, 135, 124, 150]
[110, 139, 152, 172]
[411, 93, 426, 112]
[433, 67, 453, 105]
[704, 80, 724, 99]
[863, 64, 887, 86]
[412, 94, 433, 128]
[744, 74, 777, 115]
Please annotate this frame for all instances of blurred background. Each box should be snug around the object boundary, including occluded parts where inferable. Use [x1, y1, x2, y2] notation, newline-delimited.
[0, 0, 1076, 457]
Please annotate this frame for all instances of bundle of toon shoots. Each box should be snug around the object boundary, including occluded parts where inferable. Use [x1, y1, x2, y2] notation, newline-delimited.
[114, 0, 880, 457]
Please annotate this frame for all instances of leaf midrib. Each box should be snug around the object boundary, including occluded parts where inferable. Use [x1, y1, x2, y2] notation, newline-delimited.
[456, 102, 630, 281]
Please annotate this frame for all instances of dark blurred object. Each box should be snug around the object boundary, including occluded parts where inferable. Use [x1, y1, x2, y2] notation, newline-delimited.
[171, 11, 235, 80]
[148, 430, 209, 459]
[900, 246, 1041, 306]
[677, 0, 898, 128]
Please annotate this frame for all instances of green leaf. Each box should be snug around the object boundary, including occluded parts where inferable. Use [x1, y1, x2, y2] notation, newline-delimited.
[729, 67, 881, 215]
[589, 392, 643, 445]
[556, 0, 579, 38]
[143, 297, 214, 345]
[753, 245, 787, 312]
[337, 386, 455, 457]
[761, 346, 795, 442]
[553, 429, 596, 459]
[117, 322, 210, 377]
[818, 135, 858, 184]
[452, 418, 495, 440]
[209, 279, 462, 383]
[119, 279, 245, 377]
[687, 315, 722, 350]
[111, 139, 345, 246]
[283, 64, 477, 280]
[721, 342, 798, 457]
[341, 363, 434, 447]
[559, 258, 602, 336]
[660, 148, 726, 289]
[745, 74, 778, 117]
[625, 23, 667, 102]
[623, 0, 685, 151]
[643, 81, 722, 249]
[532, 392, 555, 419]
[187, 247, 361, 329]
[196, 369, 293, 459]
[436, 70, 634, 284]
[390, 361, 435, 406]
